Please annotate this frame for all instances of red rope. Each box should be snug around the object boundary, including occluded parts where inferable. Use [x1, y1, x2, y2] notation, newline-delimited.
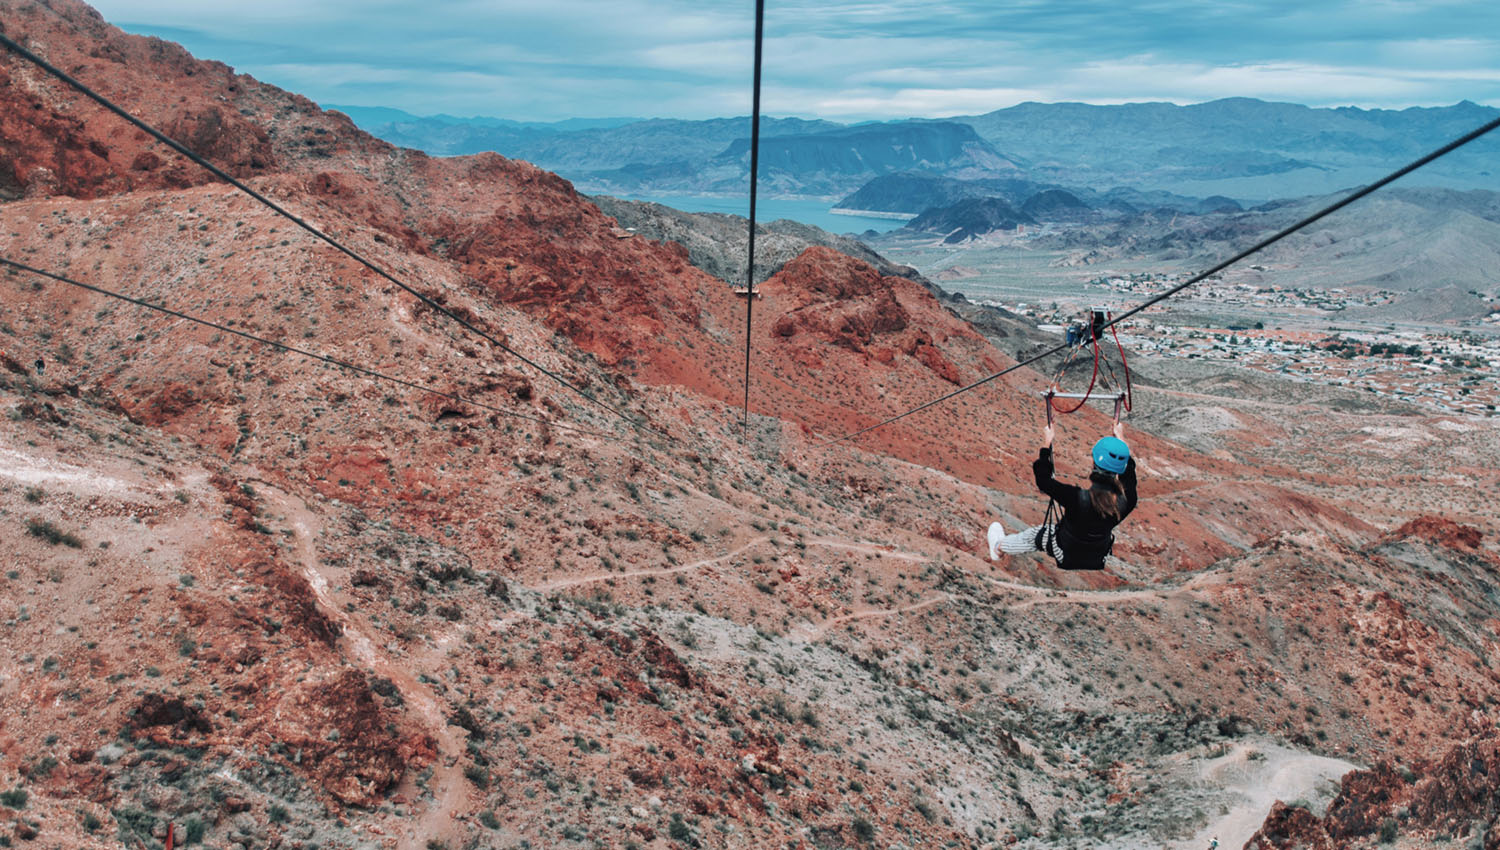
[1050, 336, 1100, 414]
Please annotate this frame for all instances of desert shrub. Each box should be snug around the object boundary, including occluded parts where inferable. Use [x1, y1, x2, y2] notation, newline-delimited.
[0, 788, 26, 808]
[182, 816, 207, 844]
[25, 519, 82, 548]
[1379, 818, 1397, 843]
[463, 765, 488, 788]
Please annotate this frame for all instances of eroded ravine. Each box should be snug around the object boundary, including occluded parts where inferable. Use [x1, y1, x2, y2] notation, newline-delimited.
[260, 484, 472, 850]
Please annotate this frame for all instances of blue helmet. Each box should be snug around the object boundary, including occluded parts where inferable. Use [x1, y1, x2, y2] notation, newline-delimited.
[1092, 436, 1130, 474]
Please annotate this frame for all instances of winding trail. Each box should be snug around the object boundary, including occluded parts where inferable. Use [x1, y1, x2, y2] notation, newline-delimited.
[792, 538, 1230, 636]
[795, 594, 952, 640]
[537, 536, 770, 592]
[262, 484, 470, 850]
[1183, 741, 1357, 850]
[807, 538, 926, 562]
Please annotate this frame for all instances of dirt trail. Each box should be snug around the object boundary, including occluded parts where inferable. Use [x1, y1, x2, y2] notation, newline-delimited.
[1182, 741, 1357, 850]
[261, 484, 470, 850]
[797, 594, 952, 640]
[537, 536, 770, 591]
[806, 537, 1225, 619]
[807, 538, 927, 562]
[970, 567, 1226, 610]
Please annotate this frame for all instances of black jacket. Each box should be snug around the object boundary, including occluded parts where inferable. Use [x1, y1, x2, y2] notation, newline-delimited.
[1032, 447, 1137, 569]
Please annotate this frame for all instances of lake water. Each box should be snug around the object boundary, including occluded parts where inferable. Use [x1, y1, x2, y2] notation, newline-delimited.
[610, 193, 910, 235]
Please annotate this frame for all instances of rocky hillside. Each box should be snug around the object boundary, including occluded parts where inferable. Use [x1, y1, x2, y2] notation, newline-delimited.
[2, 3, 1498, 850]
[1026, 187, 1500, 319]
[589, 195, 933, 288]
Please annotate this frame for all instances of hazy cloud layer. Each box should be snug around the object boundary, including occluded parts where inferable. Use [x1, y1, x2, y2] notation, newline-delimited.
[89, 0, 1500, 121]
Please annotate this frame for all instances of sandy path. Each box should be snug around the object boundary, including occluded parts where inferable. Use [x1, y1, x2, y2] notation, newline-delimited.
[969, 567, 1226, 610]
[807, 538, 927, 562]
[262, 485, 470, 850]
[1182, 741, 1357, 850]
[788, 538, 1232, 637]
[796, 594, 952, 640]
[536, 536, 770, 591]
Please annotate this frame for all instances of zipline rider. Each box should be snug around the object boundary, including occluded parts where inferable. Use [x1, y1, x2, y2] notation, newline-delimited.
[987, 421, 1138, 570]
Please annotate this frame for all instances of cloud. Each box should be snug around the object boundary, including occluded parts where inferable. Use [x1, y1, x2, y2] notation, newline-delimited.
[87, 0, 1500, 121]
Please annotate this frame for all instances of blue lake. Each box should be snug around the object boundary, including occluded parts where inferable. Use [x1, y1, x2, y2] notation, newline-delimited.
[608, 194, 910, 235]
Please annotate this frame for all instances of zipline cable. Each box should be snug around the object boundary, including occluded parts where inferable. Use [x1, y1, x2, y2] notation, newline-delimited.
[817, 113, 1500, 449]
[740, 0, 766, 437]
[0, 30, 661, 439]
[0, 257, 622, 441]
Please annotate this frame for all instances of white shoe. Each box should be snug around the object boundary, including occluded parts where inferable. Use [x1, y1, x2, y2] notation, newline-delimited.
[987, 521, 1005, 561]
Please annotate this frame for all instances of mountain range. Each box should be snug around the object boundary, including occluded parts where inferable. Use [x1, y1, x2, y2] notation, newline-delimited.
[337, 99, 1500, 205]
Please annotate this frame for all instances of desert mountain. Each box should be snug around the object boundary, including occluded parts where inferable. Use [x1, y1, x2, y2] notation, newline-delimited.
[340, 98, 1500, 203]
[834, 171, 1240, 220]
[905, 197, 1037, 244]
[2, 3, 1498, 850]
[955, 98, 1500, 199]
[1019, 187, 1500, 320]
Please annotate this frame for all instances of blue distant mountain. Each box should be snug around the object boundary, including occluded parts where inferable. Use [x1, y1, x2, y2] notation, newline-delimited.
[324, 105, 643, 134]
[332, 98, 1500, 203]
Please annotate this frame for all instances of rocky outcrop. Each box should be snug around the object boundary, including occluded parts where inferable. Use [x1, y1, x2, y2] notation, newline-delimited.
[905, 196, 1036, 242]
[1246, 801, 1338, 849]
[1387, 515, 1484, 551]
[269, 670, 431, 807]
[1248, 733, 1500, 849]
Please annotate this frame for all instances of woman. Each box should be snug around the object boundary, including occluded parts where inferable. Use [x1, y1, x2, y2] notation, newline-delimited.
[987, 422, 1137, 570]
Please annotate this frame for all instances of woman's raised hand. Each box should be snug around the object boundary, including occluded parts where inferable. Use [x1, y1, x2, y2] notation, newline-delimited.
[1113, 421, 1125, 441]
[1043, 424, 1055, 447]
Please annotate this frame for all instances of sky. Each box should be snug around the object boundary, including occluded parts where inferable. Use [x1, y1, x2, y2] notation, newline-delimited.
[89, 0, 1500, 123]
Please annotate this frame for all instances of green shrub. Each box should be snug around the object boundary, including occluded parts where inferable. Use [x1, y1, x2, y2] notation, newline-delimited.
[182, 816, 207, 844]
[0, 788, 26, 808]
[463, 765, 488, 788]
[1379, 818, 1397, 843]
[25, 518, 82, 548]
[852, 816, 876, 842]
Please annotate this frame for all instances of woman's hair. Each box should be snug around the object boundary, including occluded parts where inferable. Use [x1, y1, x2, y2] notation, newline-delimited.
[1088, 470, 1126, 520]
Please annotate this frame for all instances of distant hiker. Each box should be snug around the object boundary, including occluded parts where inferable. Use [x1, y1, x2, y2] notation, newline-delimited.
[987, 421, 1137, 570]
[33, 358, 44, 375]
[1209, 838, 1218, 850]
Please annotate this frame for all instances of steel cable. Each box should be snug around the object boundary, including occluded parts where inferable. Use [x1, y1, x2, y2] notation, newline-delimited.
[817, 114, 1500, 449]
[0, 257, 623, 441]
[0, 30, 662, 439]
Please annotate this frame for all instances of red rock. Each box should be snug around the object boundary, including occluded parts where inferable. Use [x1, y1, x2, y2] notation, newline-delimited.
[267, 670, 426, 808]
[1389, 516, 1484, 550]
[1245, 801, 1335, 849]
